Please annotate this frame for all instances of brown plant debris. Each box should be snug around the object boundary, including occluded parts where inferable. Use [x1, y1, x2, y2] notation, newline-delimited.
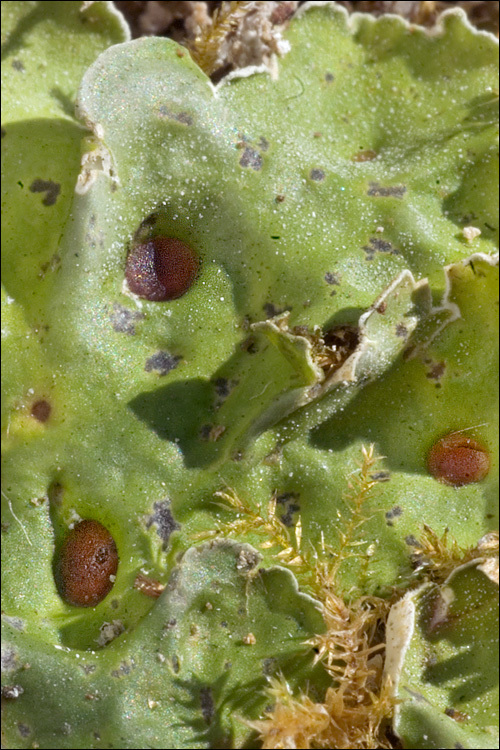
[189, 1, 294, 76]
[410, 525, 499, 583]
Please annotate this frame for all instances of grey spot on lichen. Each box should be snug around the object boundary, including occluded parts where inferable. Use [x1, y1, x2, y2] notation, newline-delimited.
[2, 684, 24, 700]
[109, 303, 144, 335]
[367, 182, 406, 198]
[325, 72, 334, 82]
[29, 179, 60, 206]
[455, 744, 465, 749]
[363, 237, 401, 260]
[236, 548, 260, 573]
[171, 654, 180, 673]
[200, 424, 226, 441]
[158, 105, 192, 126]
[200, 686, 215, 724]
[258, 136, 269, 151]
[62, 722, 72, 736]
[325, 271, 341, 286]
[80, 664, 97, 674]
[111, 660, 134, 678]
[262, 657, 278, 675]
[396, 323, 408, 340]
[1, 127, 6, 138]
[164, 618, 177, 631]
[145, 351, 181, 376]
[385, 506, 402, 523]
[1, 646, 19, 672]
[146, 500, 180, 547]
[371, 471, 390, 482]
[2, 615, 24, 632]
[18, 723, 30, 737]
[239, 147, 263, 170]
[310, 168, 325, 181]
[48, 481, 63, 507]
[38, 252, 61, 279]
[97, 620, 125, 647]
[12, 59, 25, 71]
[200, 424, 213, 440]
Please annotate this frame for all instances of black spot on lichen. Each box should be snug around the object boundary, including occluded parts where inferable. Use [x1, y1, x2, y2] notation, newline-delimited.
[262, 657, 279, 676]
[310, 168, 325, 181]
[158, 105, 192, 125]
[426, 361, 446, 381]
[241, 336, 257, 354]
[239, 147, 263, 170]
[1, 127, 6, 138]
[29, 179, 60, 206]
[213, 378, 238, 408]
[109, 303, 144, 335]
[213, 378, 231, 399]
[363, 237, 401, 260]
[405, 535, 421, 547]
[145, 351, 181, 376]
[454, 744, 465, 749]
[325, 72, 334, 82]
[200, 686, 215, 724]
[146, 500, 180, 547]
[12, 59, 25, 71]
[264, 302, 290, 318]
[275, 493, 300, 528]
[367, 182, 406, 198]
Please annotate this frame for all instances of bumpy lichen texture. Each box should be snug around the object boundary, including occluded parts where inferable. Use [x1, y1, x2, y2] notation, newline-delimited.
[1, 1, 498, 748]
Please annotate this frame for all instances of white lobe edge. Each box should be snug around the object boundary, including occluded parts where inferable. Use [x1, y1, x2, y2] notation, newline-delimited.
[80, 1, 131, 42]
[297, 1, 499, 44]
[383, 589, 418, 717]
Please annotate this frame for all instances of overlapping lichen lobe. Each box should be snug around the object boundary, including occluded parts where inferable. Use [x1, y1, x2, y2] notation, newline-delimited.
[125, 237, 199, 301]
[56, 520, 118, 607]
[427, 433, 490, 486]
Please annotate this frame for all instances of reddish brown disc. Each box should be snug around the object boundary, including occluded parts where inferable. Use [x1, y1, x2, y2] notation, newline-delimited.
[427, 433, 490, 487]
[56, 520, 118, 607]
[125, 237, 199, 301]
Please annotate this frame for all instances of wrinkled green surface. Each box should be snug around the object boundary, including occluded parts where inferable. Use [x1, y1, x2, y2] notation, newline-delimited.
[387, 562, 499, 749]
[1, 2, 498, 748]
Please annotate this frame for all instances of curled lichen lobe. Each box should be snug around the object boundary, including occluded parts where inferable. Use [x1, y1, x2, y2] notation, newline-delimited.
[56, 520, 118, 607]
[125, 237, 199, 301]
[427, 433, 490, 486]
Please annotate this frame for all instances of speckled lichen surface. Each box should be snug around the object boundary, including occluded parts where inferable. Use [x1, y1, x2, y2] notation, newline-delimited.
[1, 1, 498, 748]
